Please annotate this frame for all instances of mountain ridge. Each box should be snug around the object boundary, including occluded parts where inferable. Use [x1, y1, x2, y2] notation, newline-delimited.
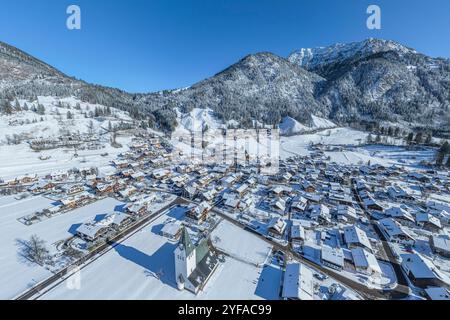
[1, 39, 449, 133]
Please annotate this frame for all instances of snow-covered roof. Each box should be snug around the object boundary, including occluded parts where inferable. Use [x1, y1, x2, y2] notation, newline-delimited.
[424, 287, 450, 300]
[385, 206, 415, 222]
[431, 236, 450, 253]
[321, 245, 344, 268]
[343, 225, 372, 251]
[401, 253, 438, 280]
[161, 222, 182, 237]
[76, 223, 107, 239]
[378, 218, 413, 240]
[291, 224, 305, 240]
[416, 213, 442, 229]
[351, 247, 381, 274]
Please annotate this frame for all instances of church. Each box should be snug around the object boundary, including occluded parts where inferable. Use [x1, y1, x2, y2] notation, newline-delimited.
[174, 228, 219, 294]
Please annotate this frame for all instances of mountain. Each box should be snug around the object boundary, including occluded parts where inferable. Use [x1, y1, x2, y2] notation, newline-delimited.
[0, 41, 144, 121]
[1, 39, 450, 133]
[288, 39, 450, 128]
[137, 52, 326, 129]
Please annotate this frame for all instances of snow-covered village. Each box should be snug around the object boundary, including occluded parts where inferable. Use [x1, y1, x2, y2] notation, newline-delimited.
[0, 95, 449, 301]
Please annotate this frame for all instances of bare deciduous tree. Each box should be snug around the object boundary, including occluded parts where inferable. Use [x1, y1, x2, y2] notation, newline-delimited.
[16, 235, 50, 266]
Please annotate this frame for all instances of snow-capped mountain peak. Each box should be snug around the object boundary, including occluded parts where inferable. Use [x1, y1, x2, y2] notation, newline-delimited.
[288, 38, 416, 70]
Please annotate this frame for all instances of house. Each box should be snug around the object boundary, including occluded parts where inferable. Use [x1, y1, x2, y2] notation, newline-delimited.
[321, 245, 344, 271]
[50, 170, 69, 181]
[112, 159, 129, 169]
[401, 253, 445, 288]
[161, 222, 183, 240]
[308, 204, 331, 224]
[416, 213, 442, 232]
[290, 196, 308, 213]
[424, 287, 450, 300]
[224, 197, 240, 211]
[301, 180, 315, 193]
[15, 174, 38, 184]
[108, 212, 133, 230]
[152, 168, 171, 180]
[130, 171, 145, 181]
[61, 184, 85, 195]
[290, 224, 306, 244]
[199, 189, 218, 203]
[186, 202, 212, 224]
[181, 186, 197, 199]
[343, 225, 373, 253]
[377, 218, 415, 244]
[385, 206, 415, 225]
[174, 228, 219, 294]
[270, 197, 287, 214]
[269, 185, 293, 197]
[95, 182, 117, 195]
[351, 247, 382, 276]
[267, 217, 287, 239]
[118, 186, 137, 199]
[76, 223, 108, 242]
[430, 236, 450, 258]
[238, 196, 253, 211]
[387, 186, 414, 200]
[336, 205, 358, 223]
[363, 196, 383, 211]
[282, 263, 314, 300]
[233, 183, 250, 197]
[28, 180, 55, 194]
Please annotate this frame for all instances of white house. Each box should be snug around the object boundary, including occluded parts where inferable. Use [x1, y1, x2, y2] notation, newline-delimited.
[282, 263, 314, 300]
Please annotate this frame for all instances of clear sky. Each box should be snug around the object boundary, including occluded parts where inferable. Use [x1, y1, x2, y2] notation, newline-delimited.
[1, 0, 449, 93]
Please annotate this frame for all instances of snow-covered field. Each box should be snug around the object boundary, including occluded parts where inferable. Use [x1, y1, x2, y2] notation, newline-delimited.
[0, 196, 123, 299]
[39, 210, 280, 300]
[280, 127, 435, 168]
[0, 96, 133, 181]
[0, 141, 130, 181]
[211, 220, 272, 266]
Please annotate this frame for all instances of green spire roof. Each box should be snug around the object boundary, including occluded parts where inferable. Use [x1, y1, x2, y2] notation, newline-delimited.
[181, 227, 195, 256]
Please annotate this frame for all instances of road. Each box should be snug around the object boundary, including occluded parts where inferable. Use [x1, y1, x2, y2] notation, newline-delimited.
[212, 207, 388, 300]
[15, 197, 187, 300]
[351, 183, 411, 299]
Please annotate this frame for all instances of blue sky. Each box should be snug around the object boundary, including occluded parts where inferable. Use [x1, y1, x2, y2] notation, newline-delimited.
[1, 0, 449, 93]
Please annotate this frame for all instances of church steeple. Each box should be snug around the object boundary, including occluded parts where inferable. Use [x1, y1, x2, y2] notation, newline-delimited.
[180, 227, 195, 256]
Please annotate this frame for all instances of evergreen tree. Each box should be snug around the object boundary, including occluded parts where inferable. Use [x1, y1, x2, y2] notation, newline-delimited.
[440, 141, 450, 154]
[14, 99, 21, 111]
[406, 132, 414, 145]
[387, 127, 393, 136]
[436, 152, 445, 166]
[1, 100, 13, 114]
[414, 132, 423, 144]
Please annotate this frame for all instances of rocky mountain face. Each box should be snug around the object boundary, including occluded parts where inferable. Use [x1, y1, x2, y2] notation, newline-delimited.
[289, 39, 450, 127]
[1, 39, 449, 133]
